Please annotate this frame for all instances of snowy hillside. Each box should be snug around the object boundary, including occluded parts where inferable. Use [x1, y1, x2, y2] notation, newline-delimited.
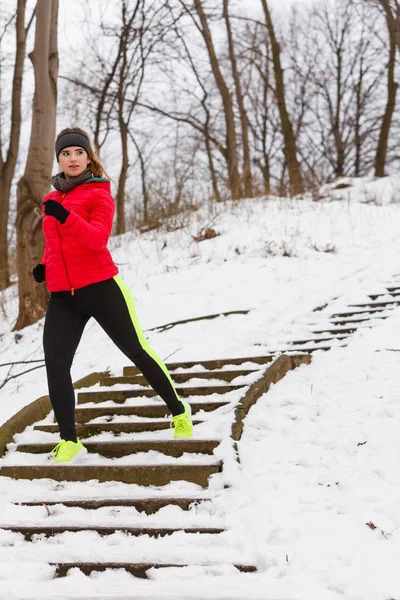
[1, 179, 400, 598]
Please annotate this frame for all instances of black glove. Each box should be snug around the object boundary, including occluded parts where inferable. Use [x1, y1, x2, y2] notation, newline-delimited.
[32, 263, 46, 283]
[44, 200, 70, 224]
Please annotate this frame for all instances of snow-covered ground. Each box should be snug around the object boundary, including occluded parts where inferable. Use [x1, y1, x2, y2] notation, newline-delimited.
[1, 179, 400, 599]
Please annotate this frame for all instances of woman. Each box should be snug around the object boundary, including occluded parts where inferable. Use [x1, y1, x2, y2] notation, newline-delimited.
[32, 127, 193, 464]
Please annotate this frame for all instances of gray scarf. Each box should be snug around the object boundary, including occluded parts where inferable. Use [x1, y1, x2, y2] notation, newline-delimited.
[51, 168, 94, 193]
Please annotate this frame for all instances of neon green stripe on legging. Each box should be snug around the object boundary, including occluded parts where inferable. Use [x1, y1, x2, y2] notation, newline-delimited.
[113, 274, 180, 400]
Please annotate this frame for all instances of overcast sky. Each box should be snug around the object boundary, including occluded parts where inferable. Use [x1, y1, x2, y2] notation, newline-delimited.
[57, 0, 313, 56]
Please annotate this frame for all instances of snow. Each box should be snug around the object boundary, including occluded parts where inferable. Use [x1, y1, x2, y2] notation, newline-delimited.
[1, 183, 400, 598]
[320, 174, 400, 205]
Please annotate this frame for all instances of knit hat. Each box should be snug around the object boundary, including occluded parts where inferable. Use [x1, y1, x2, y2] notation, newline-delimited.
[55, 132, 91, 160]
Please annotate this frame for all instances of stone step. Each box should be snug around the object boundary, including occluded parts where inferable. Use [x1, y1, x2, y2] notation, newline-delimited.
[101, 369, 255, 386]
[369, 292, 400, 300]
[329, 316, 387, 325]
[330, 308, 391, 318]
[348, 300, 400, 308]
[123, 356, 273, 375]
[0, 463, 221, 486]
[0, 525, 224, 541]
[77, 385, 244, 404]
[16, 439, 219, 458]
[386, 286, 400, 293]
[51, 562, 257, 578]
[311, 327, 358, 335]
[17, 497, 208, 513]
[34, 420, 203, 436]
[74, 401, 229, 422]
[288, 334, 350, 346]
[270, 344, 335, 354]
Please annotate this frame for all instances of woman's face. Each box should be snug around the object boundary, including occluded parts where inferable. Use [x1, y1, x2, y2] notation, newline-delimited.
[58, 146, 90, 180]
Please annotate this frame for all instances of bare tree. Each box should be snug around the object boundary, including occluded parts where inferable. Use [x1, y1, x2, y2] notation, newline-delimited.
[223, 0, 253, 197]
[145, 0, 249, 200]
[56, 0, 400, 213]
[114, 0, 144, 234]
[133, 3, 227, 203]
[307, 0, 384, 179]
[129, 131, 151, 222]
[348, 3, 384, 176]
[115, 0, 175, 233]
[260, 0, 304, 196]
[0, 1, 33, 291]
[189, 0, 242, 199]
[284, 8, 325, 187]
[60, 0, 173, 234]
[374, 0, 399, 176]
[242, 20, 278, 194]
[14, 0, 59, 330]
[166, 18, 224, 202]
[377, 0, 400, 51]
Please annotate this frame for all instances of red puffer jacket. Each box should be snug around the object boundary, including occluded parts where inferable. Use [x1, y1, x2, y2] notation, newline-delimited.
[41, 179, 118, 293]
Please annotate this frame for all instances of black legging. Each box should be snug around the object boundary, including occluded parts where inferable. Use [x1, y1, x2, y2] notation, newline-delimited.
[43, 276, 184, 442]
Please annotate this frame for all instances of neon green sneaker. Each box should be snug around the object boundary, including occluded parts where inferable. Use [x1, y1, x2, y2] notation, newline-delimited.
[50, 439, 87, 464]
[170, 402, 193, 439]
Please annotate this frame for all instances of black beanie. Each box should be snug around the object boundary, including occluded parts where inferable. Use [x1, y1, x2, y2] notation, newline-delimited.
[55, 132, 91, 160]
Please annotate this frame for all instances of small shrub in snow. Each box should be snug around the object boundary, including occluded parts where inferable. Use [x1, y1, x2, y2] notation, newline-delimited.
[192, 227, 219, 243]
[264, 240, 297, 257]
[311, 243, 336, 254]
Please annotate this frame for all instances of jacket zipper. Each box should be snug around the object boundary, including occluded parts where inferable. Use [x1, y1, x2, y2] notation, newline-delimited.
[57, 192, 75, 295]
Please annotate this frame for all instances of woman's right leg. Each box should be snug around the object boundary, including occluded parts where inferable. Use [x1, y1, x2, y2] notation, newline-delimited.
[43, 294, 89, 442]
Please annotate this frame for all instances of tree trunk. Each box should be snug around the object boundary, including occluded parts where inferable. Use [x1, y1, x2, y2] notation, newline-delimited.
[115, 22, 129, 236]
[375, 22, 398, 176]
[0, 0, 27, 290]
[130, 134, 149, 223]
[354, 81, 362, 177]
[201, 92, 222, 203]
[261, 43, 271, 195]
[205, 120, 222, 203]
[378, 0, 400, 52]
[14, 0, 59, 331]
[116, 122, 128, 234]
[332, 46, 345, 178]
[223, 0, 253, 198]
[193, 0, 242, 199]
[138, 145, 150, 222]
[260, 0, 304, 196]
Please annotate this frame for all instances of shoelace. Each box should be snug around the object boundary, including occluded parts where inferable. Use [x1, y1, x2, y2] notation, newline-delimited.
[171, 414, 187, 433]
[50, 441, 63, 457]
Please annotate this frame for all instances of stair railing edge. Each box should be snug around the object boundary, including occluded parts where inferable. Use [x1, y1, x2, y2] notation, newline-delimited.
[231, 354, 312, 445]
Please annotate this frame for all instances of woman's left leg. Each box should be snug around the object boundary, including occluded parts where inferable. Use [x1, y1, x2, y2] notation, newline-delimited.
[43, 293, 90, 442]
[86, 276, 185, 416]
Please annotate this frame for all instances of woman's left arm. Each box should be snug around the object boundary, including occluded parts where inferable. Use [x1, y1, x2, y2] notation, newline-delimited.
[62, 190, 115, 252]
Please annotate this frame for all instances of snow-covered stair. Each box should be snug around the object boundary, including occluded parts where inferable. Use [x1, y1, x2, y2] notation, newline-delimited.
[2, 283, 398, 582]
[263, 282, 400, 354]
[0, 357, 269, 579]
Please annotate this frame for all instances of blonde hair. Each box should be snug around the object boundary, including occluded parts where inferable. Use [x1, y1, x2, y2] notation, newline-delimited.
[56, 127, 112, 180]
